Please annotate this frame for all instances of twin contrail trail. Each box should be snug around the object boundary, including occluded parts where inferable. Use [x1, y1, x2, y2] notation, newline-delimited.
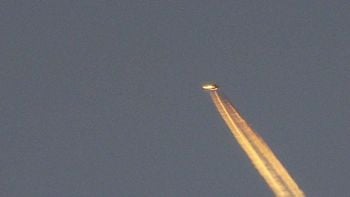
[203, 83, 304, 197]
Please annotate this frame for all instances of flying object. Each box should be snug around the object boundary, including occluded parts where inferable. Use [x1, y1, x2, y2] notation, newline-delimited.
[202, 83, 219, 91]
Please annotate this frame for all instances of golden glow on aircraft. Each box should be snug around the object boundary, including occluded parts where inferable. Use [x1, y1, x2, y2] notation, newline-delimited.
[203, 83, 304, 197]
[202, 83, 219, 91]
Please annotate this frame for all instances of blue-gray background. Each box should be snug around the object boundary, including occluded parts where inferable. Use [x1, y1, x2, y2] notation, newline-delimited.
[2, 1, 350, 196]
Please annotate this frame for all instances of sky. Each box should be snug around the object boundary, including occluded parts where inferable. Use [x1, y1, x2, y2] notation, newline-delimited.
[2, 1, 350, 196]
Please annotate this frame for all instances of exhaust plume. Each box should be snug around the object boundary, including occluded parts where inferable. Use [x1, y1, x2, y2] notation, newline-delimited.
[203, 84, 304, 197]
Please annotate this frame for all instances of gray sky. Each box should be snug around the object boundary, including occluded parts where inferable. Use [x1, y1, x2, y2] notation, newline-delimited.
[2, 1, 350, 196]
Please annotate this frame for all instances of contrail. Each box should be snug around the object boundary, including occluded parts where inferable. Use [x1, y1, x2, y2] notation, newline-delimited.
[203, 83, 304, 197]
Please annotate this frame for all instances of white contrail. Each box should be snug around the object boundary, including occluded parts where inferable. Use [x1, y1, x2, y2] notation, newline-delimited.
[203, 84, 304, 197]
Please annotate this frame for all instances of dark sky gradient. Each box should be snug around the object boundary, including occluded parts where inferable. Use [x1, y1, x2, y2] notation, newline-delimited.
[2, 1, 350, 196]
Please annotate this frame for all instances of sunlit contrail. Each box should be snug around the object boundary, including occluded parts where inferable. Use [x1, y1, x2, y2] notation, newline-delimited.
[203, 83, 304, 197]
